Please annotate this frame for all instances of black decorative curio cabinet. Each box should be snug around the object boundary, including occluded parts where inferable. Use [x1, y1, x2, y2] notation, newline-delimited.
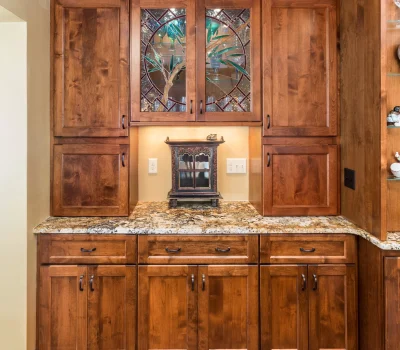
[165, 137, 225, 207]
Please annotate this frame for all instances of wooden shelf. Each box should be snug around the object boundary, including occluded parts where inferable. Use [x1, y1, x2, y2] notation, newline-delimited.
[388, 175, 400, 181]
[130, 121, 263, 127]
[387, 125, 400, 128]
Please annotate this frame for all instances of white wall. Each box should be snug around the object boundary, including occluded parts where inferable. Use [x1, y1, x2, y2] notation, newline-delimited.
[0, 1, 50, 349]
[0, 19, 28, 349]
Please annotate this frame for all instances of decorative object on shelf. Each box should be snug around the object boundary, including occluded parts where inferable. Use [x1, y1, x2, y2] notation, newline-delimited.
[395, 0, 400, 8]
[206, 133, 218, 141]
[165, 136, 225, 208]
[390, 152, 400, 178]
[387, 106, 400, 126]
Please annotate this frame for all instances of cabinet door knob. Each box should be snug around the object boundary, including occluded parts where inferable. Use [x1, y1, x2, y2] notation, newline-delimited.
[80, 247, 96, 253]
[300, 247, 316, 253]
[122, 115, 126, 129]
[312, 274, 318, 291]
[202, 274, 206, 291]
[89, 275, 95, 292]
[215, 247, 231, 253]
[122, 153, 126, 167]
[191, 274, 195, 291]
[301, 274, 306, 291]
[165, 247, 181, 253]
[79, 275, 84, 291]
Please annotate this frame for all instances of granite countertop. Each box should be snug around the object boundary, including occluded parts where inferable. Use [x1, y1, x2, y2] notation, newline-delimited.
[33, 201, 400, 250]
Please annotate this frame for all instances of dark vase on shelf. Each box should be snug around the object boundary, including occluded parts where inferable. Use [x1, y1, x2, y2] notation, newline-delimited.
[165, 137, 225, 208]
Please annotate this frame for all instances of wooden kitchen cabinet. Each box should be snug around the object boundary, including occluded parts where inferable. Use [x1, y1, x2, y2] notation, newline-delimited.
[138, 265, 198, 350]
[138, 265, 258, 350]
[39, 265, 136, 350]
[52, 144, 129, 216]
[260, 264, 357, 350]
[52, 0, 129, 137]
[198, 265, 258, 350]
[131, 0, 261, 123]
[262, 0, 338, 136]
[263, 144, 338, 215]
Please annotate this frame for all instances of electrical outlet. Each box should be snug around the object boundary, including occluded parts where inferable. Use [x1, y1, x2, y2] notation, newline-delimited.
[344, 168, 355, 190]
[148, 158, 158, 174]
[227, 158, 247, 174]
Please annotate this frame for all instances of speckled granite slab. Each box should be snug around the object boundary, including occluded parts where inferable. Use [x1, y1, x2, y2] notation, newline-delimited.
[33, 201, 400, 250]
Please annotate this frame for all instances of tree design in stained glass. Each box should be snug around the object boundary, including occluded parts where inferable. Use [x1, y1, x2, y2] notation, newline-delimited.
[205, 9, 251, 112]
[141, 9, 187, 112]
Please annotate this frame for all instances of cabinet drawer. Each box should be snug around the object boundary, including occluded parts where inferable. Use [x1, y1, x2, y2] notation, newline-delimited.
[260, 234, 356, 264]
[138, 235, 258, 264]
[39, 235, 136, 264]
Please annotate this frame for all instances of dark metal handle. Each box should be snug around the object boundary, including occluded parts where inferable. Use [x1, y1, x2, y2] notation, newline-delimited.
[300, 247, 316, 253]
[267, 115, 271, 129]
[122, 115, 126, 129]
[202, 274, 206, 291]
[301, 274, 306, 291]
[122, 153, 126, 167]
[312, 274, 318, 291]
[79, 275, 84, 291]
[89, 275, 94, 292]
[165, 247, 181, 253]
[215, 247, 231, 253]
[200, 100, 203, 114]
[267, 153, 271, 167]
[80, 247, 96, 253]
[191, 274, 195, 291]
[190, 100, 193, 114]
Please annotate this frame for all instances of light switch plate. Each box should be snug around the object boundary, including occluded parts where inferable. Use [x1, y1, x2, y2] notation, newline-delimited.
[227, 158, 247, 174]
[148, 158, 158, 174]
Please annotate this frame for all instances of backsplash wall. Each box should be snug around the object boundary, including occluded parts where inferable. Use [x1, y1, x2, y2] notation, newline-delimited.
[138, 127, 249, 201]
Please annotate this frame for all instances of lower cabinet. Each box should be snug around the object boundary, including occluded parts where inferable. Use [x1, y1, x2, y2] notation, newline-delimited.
[138, 265, 259, 350]
[39, 265, 136, 350]
[260, 264, 357, 350]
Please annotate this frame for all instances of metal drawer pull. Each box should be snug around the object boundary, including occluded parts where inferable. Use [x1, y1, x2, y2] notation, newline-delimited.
[312, 274, 318, 291]
[267, 114, 271, 129]
[190, 100, 193, 114]
[200, 100, 203, 114]
[89, 275, 95, 292]
[301, 274, 306, 291]
[300, 247, 316, 253]
[122, 115, 126, 129]
[122, 153, 126, 167]
[165, 247, 181, 253]
[191, 274, 195, 291]
[81, 247, 97, 253]
[79, 275, 84, 291]
[202, 274, 206, 291]
[267, 153, 271, 167]
[215, 247, 231, 253]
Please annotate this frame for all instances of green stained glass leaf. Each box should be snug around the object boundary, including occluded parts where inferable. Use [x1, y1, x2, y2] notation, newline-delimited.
[225, 59, 249, 76]
[214, 46, 239, 56]
[212, 34, 230, 40]
[170, 55, 174, 72]
[144, 55, 162, 70]
[228, 53, 245, 57]
[171, 23, 184, 38]
[148, 67, 161, 73]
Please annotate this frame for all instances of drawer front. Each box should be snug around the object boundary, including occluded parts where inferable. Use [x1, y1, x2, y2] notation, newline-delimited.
[260, 234, 356, 264]
[138, 235, 259, 264]
[39, 235, 136, 264]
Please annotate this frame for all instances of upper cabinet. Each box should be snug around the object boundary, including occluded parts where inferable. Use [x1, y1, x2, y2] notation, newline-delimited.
[263, 0, 338, 136]
[131, 0, 261, 123]
[53, 0, 129, 137]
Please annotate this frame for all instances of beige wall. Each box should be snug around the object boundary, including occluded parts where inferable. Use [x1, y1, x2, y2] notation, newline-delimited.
[0, 1, 50, 349]
[138, 127, 249, 201]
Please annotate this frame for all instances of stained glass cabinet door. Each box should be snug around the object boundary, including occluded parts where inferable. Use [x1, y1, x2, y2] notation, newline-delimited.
[131, 0, 196, 122]
[196, 0, 261, 122]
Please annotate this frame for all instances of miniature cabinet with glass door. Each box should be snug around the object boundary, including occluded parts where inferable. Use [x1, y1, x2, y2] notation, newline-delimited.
[131, 0, 261, 123]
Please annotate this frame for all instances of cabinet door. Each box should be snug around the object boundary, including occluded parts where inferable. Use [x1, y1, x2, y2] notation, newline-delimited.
[196, 0, 261, 122]
[198, 265, 258, 350]
[308, 265, 357, 350]
[53, 0, 129, 137]
[384, 257, 400, 350]
[138, 265, 198, 350]
[260, 265, 308, 350]
[87, 266, 136, 350]
[263, 0, 338, 136]
[39, 266, 87, 350]
[263, 144, 338, 215]
[53, 144, 129, 216]
[131, 0, 196, 122]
